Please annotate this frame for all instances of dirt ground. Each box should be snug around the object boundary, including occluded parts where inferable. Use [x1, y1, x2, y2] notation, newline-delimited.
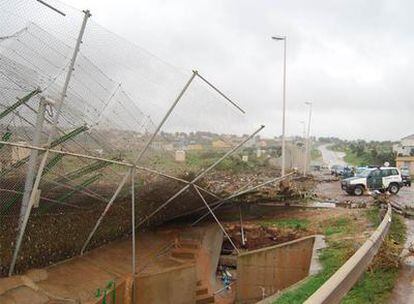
[314, 172, 374, 204]
[221, 206, 372, 252]
[0, 169, 381, 304]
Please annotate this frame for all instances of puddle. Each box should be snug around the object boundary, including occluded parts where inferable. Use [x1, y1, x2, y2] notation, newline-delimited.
[309, 201, 336, 208]
[309, 235, 327, 275]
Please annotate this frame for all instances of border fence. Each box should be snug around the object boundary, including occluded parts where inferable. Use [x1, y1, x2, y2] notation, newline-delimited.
[0, 0, 299, 280]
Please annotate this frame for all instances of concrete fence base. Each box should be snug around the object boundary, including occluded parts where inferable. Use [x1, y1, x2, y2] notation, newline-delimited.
[236, 235, 316, 304]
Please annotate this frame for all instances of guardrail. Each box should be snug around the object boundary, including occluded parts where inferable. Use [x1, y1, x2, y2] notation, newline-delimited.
[304, 204, 392, 304]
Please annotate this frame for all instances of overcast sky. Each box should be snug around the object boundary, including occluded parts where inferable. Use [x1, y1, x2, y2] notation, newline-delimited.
[61, 0, 412, 140]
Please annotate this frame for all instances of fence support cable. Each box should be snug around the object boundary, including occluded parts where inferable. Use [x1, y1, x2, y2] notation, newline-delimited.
[194, 185, 240, 254]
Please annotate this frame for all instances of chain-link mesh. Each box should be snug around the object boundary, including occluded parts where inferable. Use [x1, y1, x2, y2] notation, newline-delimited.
[0, 0, 263, 276]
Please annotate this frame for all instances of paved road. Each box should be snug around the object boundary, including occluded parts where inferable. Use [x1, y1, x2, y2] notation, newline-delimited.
[318, 144, 347, 167]
[388, 186, 414, 303]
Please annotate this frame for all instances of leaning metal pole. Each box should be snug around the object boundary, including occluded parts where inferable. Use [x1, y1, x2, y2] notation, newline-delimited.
[131, 169, 137, 304]
[193, 186, 240, 254]
[80, 71, 197, 255]
[191, 171, 295, 226]
[303, 102, 313, 176]
[9, 10, 91, 276]
[195, 73, 245, 114]
[135, 125, 265, 229]
[18, 98, 46, 225]
[239, 204, 245, 246]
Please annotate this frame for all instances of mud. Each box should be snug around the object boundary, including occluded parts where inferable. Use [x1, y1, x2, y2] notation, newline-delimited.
[223, 223, 310, 251]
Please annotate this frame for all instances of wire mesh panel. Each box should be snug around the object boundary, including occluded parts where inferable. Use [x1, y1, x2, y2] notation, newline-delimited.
[0, 0, 266, 276]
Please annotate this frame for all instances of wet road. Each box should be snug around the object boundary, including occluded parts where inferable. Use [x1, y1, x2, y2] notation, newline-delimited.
[318, 144, 347, 167]
[388, 186, 414, 303]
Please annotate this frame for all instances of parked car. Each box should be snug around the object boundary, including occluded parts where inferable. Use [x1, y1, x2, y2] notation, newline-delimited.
[341, 166, 355, 179]
[341, 167, 403, 196]
[330, 165, 345, 177]
[401, 168, 411, 187]
[355, 166, 369, 176]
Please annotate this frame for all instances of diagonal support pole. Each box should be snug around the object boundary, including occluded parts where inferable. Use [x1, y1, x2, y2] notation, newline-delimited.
[9, 10, 91, 277]
[18, 98, 46, 224]
[135, 125, 265, 229]
[193, 186, 240, 254]
[191, 171, 295, 226]
[239, 203, 246, 246]
[80, 71, 197, 254]
[195, 73, 245, 114]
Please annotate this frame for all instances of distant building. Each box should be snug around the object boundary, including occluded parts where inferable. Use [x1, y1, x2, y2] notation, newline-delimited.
[163, 143, 175, 151]
[394, 134, 414, 156]
[212, 139, 231, 149]
[186, 144, 203, 151]
[259, 140, 268, 148]
[175, 150, 186, 162]
[395, 134, 414, 172]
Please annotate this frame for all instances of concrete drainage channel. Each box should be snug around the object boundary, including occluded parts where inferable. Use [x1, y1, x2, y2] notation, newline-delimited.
[0, 205, 391, 304]
[88, 233, 321, 304]
[304, 204, 391, 304]
[250, 204, 392, 304]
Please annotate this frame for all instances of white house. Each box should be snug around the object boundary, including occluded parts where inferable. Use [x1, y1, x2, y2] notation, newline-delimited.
[393, 134, 414, 156]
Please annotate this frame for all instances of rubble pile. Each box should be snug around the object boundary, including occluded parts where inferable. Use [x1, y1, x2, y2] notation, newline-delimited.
[276, 176, 317, 201]
[223, 222, 311, 251]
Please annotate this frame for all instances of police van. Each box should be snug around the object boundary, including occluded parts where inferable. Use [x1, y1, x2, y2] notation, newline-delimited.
[341, 167, 403, 196]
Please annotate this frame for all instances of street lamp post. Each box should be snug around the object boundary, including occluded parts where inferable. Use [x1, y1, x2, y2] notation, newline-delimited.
[300, 120, 306, 172]
[303, 101, 313, 176]
[272, 35, 287, 176]
[300, 121, 306, 139]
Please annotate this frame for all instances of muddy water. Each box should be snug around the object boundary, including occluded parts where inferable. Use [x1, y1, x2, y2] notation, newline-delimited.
[388, 218, 414, 303]
[388, 186, 414, 303]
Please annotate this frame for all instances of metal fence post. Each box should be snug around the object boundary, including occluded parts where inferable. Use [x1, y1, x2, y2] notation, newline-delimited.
[9, 9, 91, 276]
[18, 98, 46, 224]
[193, 186, 240, 254]
[239, 204, 246, 246]
[131, 169, 137, 304]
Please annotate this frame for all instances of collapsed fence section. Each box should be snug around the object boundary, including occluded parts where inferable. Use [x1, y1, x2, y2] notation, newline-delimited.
[0, 0, 276, 280]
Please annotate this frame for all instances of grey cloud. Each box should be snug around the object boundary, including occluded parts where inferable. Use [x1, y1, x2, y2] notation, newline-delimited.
[64, 0, 414, 140]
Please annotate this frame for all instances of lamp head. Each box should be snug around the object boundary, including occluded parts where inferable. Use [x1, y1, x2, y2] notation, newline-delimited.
[271, 36, 286, 40]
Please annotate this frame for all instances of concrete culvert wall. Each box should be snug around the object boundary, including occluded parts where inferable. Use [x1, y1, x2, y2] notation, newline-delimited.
[236, 235, 316, 304]
[135, 264, 197, 304]
[92, 264, 197, 304]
